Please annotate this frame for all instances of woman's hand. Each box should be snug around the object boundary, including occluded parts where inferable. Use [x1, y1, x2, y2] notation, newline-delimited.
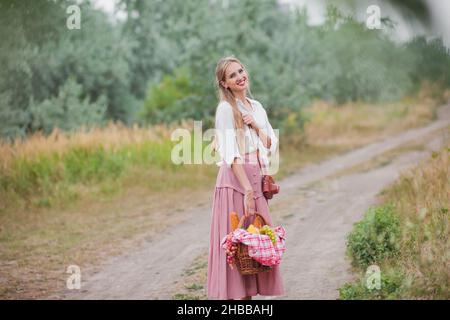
[230, 159, 256, 218]
[242, 114, 260, 131]
[244, 189, 256, 218]
[243, 114, 271, 149]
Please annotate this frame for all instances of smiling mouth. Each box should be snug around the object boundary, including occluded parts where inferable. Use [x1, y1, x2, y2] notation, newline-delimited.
[237, 78, 246, 86]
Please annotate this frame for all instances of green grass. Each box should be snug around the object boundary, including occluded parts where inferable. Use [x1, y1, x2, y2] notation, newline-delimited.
[340, 145, 450, 299]
[0, 85, 447, 299]
[339, 268, 407, 300]
[346, 204, 401, 268]
[185, 283, 204, 291]
[0, 139, 196, 212]
[172, 293, 202, 300]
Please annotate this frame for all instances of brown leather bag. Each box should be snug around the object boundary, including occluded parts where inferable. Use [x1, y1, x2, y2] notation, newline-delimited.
[262, 175, 280, 199]
[254, 147, 279, 200]
[243, 117, 280, 200]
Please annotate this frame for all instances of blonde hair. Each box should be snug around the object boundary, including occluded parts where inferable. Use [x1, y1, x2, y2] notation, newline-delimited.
[213, 55, 253, 155]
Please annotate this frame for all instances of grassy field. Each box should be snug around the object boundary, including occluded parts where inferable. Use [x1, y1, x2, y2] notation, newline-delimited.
[0, 83, 448, 299]
[339, 141, 449, 299]
[170, 123, 450, 301]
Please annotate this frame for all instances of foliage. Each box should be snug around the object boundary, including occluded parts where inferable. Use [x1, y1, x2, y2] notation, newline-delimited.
[339, 268, 406, 300]
[0, 134, 176, 206]
[346, 203, 401, 267]
[29, 78, 107, 134]
[1, 0, 450, 139]
[140, 67, 202, 125]
[341, 147, 450, 299]
[0, 0, 134, 139]
[406, 36, 450, 88]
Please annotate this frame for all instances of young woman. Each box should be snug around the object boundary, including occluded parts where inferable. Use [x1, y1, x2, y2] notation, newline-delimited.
[206, 56, 284, 300]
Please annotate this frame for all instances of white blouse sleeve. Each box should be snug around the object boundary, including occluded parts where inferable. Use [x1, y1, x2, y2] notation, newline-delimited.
[259, 104, 278, 156]
[215, 101, 243, 167]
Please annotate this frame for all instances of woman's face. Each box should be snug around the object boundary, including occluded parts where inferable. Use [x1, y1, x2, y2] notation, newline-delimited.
[221, 61, 248, 93]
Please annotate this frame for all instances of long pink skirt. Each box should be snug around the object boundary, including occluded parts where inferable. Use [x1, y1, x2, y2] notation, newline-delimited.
[206, 151, 285, 300]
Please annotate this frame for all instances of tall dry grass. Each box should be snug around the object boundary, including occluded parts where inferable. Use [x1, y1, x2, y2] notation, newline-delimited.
[302, 83, 450, 148]
[340, 144, 449, 299]
[0, 119, 205, 211]
[383, 146, 449, 298]
[0, 83, 448, 299]
[1, 83, 448, 212]
[0, 121, 190, 169]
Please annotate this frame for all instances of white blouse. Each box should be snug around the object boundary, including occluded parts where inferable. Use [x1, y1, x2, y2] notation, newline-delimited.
[214, 97, 278, 169]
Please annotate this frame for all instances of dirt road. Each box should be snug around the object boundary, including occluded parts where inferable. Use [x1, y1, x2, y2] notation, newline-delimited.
[57, 102, 450, 300]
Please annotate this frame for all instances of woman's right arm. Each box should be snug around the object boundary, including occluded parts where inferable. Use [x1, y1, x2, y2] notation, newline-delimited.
[231, 161, 256, 217]
[215, 102, 256, 217]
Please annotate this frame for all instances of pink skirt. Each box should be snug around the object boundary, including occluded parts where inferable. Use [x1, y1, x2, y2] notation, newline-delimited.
[206, 151, 285, 300]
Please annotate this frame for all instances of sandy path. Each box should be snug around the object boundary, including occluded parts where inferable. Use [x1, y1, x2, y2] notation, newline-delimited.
[57, 102, 449, 300]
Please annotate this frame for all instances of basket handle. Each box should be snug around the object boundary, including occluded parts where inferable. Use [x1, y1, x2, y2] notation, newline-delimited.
[236, 212, 267, 229]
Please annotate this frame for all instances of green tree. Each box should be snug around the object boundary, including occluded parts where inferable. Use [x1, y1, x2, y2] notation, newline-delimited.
[0, 0, 136, 138]
[29, 78, 107, 134]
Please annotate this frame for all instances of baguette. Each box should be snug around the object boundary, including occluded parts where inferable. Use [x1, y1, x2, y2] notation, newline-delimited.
[230, 211, 239, 231]
[253, 215, 264, 228]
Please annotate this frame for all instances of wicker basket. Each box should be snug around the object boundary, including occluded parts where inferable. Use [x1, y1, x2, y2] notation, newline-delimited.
[235, 213, 273, 275]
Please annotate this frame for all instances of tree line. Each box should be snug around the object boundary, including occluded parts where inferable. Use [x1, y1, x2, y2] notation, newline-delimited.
[1, 0, 449, 139]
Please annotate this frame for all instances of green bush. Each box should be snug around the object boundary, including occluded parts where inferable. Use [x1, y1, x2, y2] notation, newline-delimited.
[29, 79, 107, 134]
[140, 67, 202, 125]
[339, 268, 406, 300]
[2, 1, 450, 139]
[346, 204, 401, 268]
[406, 37, 450, 88]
